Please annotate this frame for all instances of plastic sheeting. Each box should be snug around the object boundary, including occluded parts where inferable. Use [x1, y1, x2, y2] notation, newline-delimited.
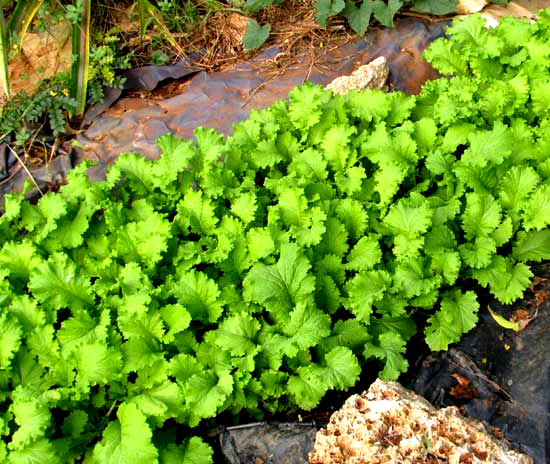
[410, 264, 550, 463]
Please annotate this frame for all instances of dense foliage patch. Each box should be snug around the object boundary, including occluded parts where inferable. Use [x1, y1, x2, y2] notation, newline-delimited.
[2, 11, 550, 462]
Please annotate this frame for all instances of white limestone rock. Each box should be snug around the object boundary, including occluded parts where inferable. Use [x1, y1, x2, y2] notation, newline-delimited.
[324, 56, 389, 95]
[309, 379, 533, 464]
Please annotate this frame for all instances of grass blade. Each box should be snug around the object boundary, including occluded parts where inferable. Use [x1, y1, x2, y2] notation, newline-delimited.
[136, 0, 147, 40]
[70, 0, 91, 115]
[0, 4, 9, 99]
[8, 0, 45, 51]
[142, 0, 186, 58]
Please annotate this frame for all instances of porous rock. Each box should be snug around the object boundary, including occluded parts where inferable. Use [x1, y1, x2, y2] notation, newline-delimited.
[309, 379, 533, 464]
[324, 56, 389, 95]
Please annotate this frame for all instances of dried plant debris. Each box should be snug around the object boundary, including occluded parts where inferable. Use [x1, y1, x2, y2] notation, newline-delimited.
[309, 379, 532, 464]
[324, 56, 389, 95]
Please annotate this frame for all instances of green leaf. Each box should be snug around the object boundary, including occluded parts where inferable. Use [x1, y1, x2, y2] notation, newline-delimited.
[159, 438, 214, 464]
[161, 305, 191, 343]
[0, 242, 39, 286]
[473, 256, 533, 304]
[364, 331, 408, 380]
[171, 270, 223, 324]
[345, 235, 382, 271]
[414, 0, 456, 15]
[513, 230, 550, 262]
[92, 403, 159, 464]
[213, 312, 261, 357]
[0, 313, 22, 369]
[29, 253, 93, 311]
[461, 193, 501, 240]
[287, 365, 328, 410]
[183, 370, 233, 426]
[10, 391, 51, 450]
[372, 0, 403, 27]
[243, 19, 271, 51]
[316, 0, 345, 28]
[283, 301, 331, 350]
[323, 346, 361, 390]
[154, 134, 196, 187]
[342, 0, 373, 36]
[522, 184, 550, 231]
[345, 270, 392, 323]
[425, 289, 479, 351]
[61, 410, 88, 438]
[243, 242, 315, 322]
[74, 343, 122, 389]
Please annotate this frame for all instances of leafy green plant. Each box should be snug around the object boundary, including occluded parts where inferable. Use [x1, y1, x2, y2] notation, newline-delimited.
[240, 0, 510, 50]
[1, 10, 550, 462]
[87, 33, 132, 105]
[0, 82, 79, 142]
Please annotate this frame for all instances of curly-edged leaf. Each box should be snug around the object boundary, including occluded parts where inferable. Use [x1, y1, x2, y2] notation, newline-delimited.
[345, 270, 392, 323]
[320, 319, 372, 356]
[29, 253, 93, 311]
[0, 313, 22, 369]
[74, 343, 122, 389]
[243, 242, 315, 322]
[522, 184, 550, 231]
[323, 346, 361, 390]
[160, 438, 214, 464]
[473, 256, 533, 304]
[213, 312, 261, 357]
[425, 289, 479, 351]
[171, 270, 223, 324]
[429, 250, 461, 285]
[499, 165, 540, 214]
[364, 331, 408, 380]
[335, 198, 368, 241]
[57, 309, 109, 356]
[462, 122, 512, 167]
[0, 241, 40, 286]
[183, 370, 233, 427]
[287, 365, 328, 410]
[288, 83, 326, 134]
[461, 193, 501, 240]
[283, 301, 331, 350]
[92, 403, 158, 464]
[9, 390, 51, 450]
[110, 153, 155, 196]
[512, 230, 550, 262]
[8, 295, 45, 333]
[321, 124, 356, 173]
[247, 227, 276, 261]
[176, 190, 218, 236]
[384, 194, 432, 238]
[161, 304, 191, 343]
[154, 134, 196, 187]
[459, 236, 496, 269]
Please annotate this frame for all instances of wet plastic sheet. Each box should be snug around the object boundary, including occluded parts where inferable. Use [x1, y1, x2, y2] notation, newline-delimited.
[218, 422, 319, 463]
[410, 264, 550, 463]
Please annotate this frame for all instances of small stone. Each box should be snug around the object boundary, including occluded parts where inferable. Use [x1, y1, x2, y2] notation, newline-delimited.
[324, 56, 389, 95]
[457, 0, 488, 15]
